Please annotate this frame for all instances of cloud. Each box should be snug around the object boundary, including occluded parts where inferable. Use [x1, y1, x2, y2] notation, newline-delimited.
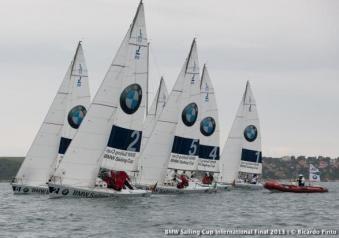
[0, 0, 338, 157]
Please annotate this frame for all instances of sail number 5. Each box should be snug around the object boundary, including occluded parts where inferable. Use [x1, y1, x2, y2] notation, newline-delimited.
[188, 139, 199, 155]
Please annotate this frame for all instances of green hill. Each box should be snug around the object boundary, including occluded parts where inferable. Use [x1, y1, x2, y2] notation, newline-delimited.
[0, 156, 338, 182]
[0, 157, 24, 181]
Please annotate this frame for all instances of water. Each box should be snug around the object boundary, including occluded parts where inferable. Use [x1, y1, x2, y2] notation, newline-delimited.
[0, 182, 338, 238]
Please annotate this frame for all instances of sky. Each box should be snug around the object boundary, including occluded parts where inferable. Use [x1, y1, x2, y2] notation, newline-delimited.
[0, 0, 338, 157]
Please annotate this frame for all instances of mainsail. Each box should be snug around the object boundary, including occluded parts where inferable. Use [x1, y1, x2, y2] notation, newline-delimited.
[15, 42, 90, 187]
[196, 65, 220, 173]
[138, 39, 201, 186]
[219, 81, 262, 183]
[53, 1, 147, 188]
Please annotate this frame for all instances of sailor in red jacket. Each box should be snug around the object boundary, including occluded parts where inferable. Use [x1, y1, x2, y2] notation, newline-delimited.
[177, 171, 189, 189]
[202, 173, 211, 184]
[115, 171, 134, 190]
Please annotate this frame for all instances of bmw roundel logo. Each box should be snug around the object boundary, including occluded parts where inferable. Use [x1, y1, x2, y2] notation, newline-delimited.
[244, 125, 258, 142]
[181, 103, 198, 127]
[313, 175, 318, 179]
[62, 189, 69, 196]
[120, 84, 142, 114]
[68, 105, 87, 129]
[200, 117, 216, 136]
[23, 187, 29, 193]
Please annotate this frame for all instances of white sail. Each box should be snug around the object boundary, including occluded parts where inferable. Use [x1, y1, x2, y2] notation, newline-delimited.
[238, 81, 262, 174]
[219, 81, 262, 183]
[50, 42, 91, 174]
[100, 1, 148, 173]
[138, 39, 201, 186]
[197, 65, 220, 173]
[54, 2, 147, 188]
[141, 77, 168, 152]
[219, 100, 244, 183]
[167, 39, 201, 171]
[15, 42, 90, 187]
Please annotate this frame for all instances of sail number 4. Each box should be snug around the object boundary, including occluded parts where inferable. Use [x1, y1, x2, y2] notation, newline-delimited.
[209, 147, 218, 160]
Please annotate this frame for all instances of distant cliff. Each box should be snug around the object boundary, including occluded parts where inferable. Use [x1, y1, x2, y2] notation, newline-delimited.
[0, 157, 24, 181]
[263, 156, 339, 181]
[1, 156, 338, 181]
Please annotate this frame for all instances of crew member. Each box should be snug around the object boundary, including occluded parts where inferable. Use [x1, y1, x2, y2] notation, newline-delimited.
[251, 174, 258, 184]
[116, 171, 134, 190]
[177, 171, 189, 189]
[297, 174, 305, 187]
[208, 173, 214, 184]
[202, 173, 211, 184]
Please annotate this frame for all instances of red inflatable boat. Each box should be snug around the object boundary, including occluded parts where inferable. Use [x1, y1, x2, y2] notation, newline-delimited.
[264, 181, 328, 193]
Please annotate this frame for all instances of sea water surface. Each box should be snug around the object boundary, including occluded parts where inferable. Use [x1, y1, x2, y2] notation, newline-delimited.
[0, 182, 338, 238]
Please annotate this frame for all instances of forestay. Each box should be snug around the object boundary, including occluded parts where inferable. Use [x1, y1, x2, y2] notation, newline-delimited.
[54, 2, 146, 188]
[196, 65, 220, 173]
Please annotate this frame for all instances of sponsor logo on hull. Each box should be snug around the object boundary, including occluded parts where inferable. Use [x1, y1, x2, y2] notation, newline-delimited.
[12, 185, 49, 194]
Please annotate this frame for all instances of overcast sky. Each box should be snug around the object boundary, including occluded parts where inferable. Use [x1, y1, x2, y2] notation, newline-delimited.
[0, 0, 338, 157]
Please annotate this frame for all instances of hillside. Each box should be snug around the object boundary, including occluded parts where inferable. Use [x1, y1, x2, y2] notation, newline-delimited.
[0, 157, 24, 181]
[1, 156, 338, 181]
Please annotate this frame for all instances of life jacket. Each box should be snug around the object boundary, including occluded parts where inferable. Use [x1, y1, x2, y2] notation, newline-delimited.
[114, 171, 129, 190]
[117, 171, 130, 181]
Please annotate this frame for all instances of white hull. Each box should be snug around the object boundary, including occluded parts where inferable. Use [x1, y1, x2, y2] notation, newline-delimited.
[234, 182, 263, 190]
[137, 182, 217, 194]
[12, 183, 49, 195]
[215, 183, 232, 191]
[48, 183, 151, 198]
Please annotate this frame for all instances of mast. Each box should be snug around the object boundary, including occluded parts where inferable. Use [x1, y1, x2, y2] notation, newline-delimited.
[146, 42, 150, 116]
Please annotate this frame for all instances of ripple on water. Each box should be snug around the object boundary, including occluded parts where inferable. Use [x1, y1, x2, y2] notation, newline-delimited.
[0, 182, 338, 237]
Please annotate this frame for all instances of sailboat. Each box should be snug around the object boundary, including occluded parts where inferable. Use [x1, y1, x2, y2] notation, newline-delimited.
[218, 81, 263, 189]
[48, 1, 150, 198]
[12, 42, 91, 194]
[137, 39, 216, 193]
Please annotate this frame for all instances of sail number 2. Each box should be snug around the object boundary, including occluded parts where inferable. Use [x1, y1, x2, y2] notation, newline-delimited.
[127, 131, 141, 152]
